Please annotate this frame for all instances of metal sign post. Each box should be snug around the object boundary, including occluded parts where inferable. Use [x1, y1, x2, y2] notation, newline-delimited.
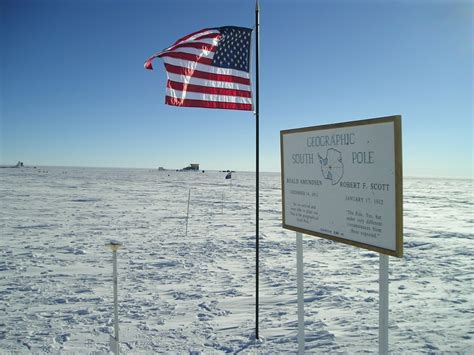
[379, 254, 389, 354]
[107, 241, 122, 355]
[296, 232, 305, 354]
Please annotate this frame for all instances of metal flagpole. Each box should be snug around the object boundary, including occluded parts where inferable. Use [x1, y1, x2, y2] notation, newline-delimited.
[255, 0, 260, 340]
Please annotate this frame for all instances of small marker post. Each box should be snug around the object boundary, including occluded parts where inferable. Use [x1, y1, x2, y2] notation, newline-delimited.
[107, 241, 122, 355]
[221, 191, 225, 214]
[186, 188, 191, 236]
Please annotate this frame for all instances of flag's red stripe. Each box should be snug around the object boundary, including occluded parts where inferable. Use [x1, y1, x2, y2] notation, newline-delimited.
[144, 60, 153, 70]
[165, 96, 252, 111]
[172, 28, 213, 45]
[165, 42, 217, 53]
[159, 52, 213, 65]
[192, 33, 221, 41]
[164, 63, 251, 85]
[167, 34, 220, 53]
[167, 80, 251, 98]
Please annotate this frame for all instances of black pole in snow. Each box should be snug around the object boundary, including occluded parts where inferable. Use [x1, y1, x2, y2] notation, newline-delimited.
[255, 0, 260, 341]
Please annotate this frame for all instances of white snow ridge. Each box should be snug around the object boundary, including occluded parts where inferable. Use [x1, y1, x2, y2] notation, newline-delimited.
[0, 167, 473, 353]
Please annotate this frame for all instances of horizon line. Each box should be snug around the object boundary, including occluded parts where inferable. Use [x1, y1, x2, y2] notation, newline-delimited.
[1, 163, 472, 181]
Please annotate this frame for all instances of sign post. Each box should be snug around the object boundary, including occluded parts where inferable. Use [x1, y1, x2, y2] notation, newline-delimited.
[280, 115, 403, 352]
[296, 232, 305, 354]
[379, 254, 389, 354]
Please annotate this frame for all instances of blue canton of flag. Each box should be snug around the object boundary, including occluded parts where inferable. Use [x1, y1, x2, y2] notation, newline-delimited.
[212, 27, 251, 72]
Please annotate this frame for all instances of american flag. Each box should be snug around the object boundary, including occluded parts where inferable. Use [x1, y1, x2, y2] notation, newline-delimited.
[145, 26, 253, 111]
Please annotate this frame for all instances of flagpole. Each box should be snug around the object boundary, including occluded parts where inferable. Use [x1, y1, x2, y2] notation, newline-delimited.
[255, 0, 260, 341]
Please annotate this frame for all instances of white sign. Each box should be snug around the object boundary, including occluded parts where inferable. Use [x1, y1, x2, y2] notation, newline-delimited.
[281, 116, 403, 257]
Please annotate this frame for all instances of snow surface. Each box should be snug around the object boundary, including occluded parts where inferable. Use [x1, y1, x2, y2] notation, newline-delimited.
[0, 167, 473, 353]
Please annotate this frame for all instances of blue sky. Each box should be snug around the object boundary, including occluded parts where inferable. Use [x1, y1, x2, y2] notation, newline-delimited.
[1, 0, 472, 178]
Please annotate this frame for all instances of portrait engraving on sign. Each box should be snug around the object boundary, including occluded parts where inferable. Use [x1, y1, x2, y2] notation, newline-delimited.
[281, 116, 403, 257]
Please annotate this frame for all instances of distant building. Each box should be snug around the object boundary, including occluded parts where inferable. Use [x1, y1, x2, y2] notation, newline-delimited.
[1, 161, 24, 169]
[158, 167, 165, 171]
[182, 163, 200, 171]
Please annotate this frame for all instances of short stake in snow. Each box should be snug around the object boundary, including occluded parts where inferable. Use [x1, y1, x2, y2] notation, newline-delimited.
[107, 241, 123, 355]
[185, 188, 191, 237]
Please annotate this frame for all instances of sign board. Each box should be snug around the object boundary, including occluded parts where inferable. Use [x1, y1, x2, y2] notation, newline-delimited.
[280, 115, 403, 257]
